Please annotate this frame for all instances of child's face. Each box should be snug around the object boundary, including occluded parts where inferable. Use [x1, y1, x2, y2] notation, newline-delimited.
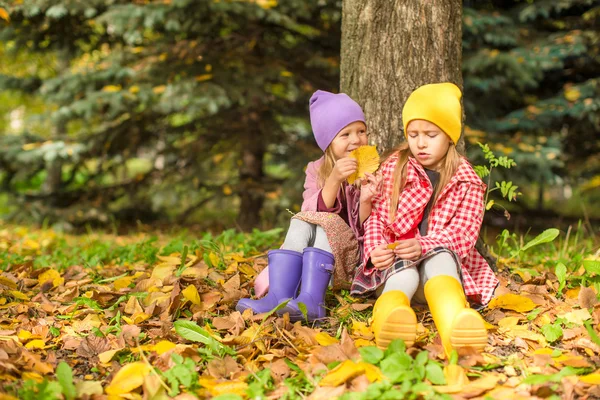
[329, 121, 368, 160]
[406, 120, 452, 171]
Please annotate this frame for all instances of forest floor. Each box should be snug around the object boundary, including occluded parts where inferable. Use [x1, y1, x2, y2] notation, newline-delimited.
[0, 225, 599, 399]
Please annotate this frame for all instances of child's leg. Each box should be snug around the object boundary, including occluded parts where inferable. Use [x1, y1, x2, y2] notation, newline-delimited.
[281, 219, 317, 253]
[372, 267, 420, 349]
[381, 266, 419, 298]
[313, 226, 333, 253]
[421, 252, 487, 357]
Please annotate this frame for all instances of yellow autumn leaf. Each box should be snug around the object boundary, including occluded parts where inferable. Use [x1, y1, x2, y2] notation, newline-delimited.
[487, 293, 537, 313]
[25, 339, 46, 350]
[435, 364, 469, 394]
[105, 362, 151, 395]
[209, 381, 248, 397]
[564, 87, 581, 102]
[38, 269, 64, 288]
[315, 332, 339, 346]
[580, 373, 600, 385]
[359, 362, 384, 383]
[17, 330, 32, 341]
[113, 276, 133, 290]
[0, 276, 17, 289]
[208, 252, 220, 267]
[319, 360, 365, 387]
[222, 185, 232, 196]
[129, 85, 140, 94]
[347, 145, 380, 185]
[387, 242, 398, 250]
[154, 340, 176, 355]
[182, 284, 202, 306]
[8, 290, 29, 301]
[98, 349, 120, 364]
[0, 7, 10, 21]
[21, 372, 44, 383]
[102, 85, 122, 92]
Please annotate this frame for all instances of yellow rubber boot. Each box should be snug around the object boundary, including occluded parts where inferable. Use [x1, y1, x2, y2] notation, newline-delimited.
[424, 275, 487, 357]
[371, 290, 417, 350]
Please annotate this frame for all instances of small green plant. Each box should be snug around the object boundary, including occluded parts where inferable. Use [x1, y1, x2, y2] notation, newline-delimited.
[162, 353, 200, 397]
[339, 340, 452, 400]
[474, 142, 519, 214]
[173, 320, 235, 358]
[495, 228, 560, 261]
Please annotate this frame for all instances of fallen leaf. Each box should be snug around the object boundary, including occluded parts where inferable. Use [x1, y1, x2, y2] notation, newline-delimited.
[319, 360, 365, 386]
[487, 293, 537, 313]
[105, 362, 151, 395]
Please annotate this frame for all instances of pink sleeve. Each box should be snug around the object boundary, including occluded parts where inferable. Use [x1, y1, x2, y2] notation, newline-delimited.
[301, 159, 323, 211]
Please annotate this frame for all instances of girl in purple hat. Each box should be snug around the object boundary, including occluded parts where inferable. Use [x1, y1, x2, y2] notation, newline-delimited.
[236, 90, 382, 322]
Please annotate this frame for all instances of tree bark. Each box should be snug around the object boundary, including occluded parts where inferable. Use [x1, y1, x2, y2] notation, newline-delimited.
[236, 112, 267, 231]
[341, 0, 463, 153]
[341, 1, 495, 268]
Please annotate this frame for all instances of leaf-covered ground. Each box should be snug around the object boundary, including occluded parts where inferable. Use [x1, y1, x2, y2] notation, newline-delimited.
[0, 225, 599, 399]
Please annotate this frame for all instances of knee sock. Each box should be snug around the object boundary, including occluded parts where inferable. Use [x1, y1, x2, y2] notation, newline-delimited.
[281, 219, 316, 253]
[381, 266, 420, 300]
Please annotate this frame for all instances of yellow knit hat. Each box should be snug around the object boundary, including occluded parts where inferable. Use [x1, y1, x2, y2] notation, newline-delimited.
[402, 82, 462, 144]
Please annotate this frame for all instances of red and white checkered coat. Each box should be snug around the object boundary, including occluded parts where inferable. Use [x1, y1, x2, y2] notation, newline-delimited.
[355, 154, 498, 306]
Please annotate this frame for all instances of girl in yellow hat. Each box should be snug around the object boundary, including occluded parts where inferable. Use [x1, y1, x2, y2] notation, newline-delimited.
[351, 82, 498, 357]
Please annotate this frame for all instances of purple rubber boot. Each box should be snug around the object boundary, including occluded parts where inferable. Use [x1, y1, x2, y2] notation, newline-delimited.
[277, 247, 334, 322]
[236, 249, 302, 314]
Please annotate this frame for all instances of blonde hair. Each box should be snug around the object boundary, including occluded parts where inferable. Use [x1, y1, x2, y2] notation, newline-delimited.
[388, 140, 462, 221]
[317, 146, 337, 188]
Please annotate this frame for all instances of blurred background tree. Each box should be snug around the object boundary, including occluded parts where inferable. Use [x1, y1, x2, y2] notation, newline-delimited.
[0, 0, 598, 233]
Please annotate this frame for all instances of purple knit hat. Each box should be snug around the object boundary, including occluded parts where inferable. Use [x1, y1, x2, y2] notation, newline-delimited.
[309, 90, 366, 151]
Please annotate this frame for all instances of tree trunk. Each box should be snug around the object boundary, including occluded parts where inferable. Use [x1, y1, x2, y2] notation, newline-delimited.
[236, 112, 267, 231]
[341, 0, 463, 153]
[341, 1, 495, 269]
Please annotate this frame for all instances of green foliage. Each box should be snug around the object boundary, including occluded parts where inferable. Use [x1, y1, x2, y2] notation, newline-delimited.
[464, 0, 600, 196]
[173, 319, 235, 358]
[162, 353, 199, 397]
[347, 341, 452, 400]
[55, 362, 76, 400]
[0, 0, 340, 228]
[475, 142, 520, 213]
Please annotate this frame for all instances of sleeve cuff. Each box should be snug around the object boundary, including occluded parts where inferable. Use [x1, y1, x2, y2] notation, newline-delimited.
[317, 191, 342, 212]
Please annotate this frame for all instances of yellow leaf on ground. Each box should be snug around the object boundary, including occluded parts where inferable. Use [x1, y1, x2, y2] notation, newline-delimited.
[98, 349, 120, 364]
[154, 340, 176, 355]
[359, 362, 384, 383]
[319, 360, 365, 387]
[9, 290, 29, 301]
[580, 372, 600, 385]
[0, 276, 17, 289]
[487, 293, 537, 313]
[21, 372, 44, 382]
[435, 365, 469, 394]
[17, 330, 32, 341]
[25, 339, 45, 350]
[315, 332, 339, 346]
[208, 252, 220, 267]
[113, 276, 133, 290]
[38, 269, 64, 288]
[347, 145, 380, 185]
[105, 362, 151, 395]
[182, 284, 202, 305]
[559, 309, 592, 326]
[209, 381, 248, 397]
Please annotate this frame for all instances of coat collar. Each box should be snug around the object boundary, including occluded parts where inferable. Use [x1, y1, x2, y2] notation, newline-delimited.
[406, 157, 483, 187]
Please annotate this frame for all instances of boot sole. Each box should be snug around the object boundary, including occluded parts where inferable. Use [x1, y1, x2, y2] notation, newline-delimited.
[376, 306, 417, 349]
[450, 309, 488, 350]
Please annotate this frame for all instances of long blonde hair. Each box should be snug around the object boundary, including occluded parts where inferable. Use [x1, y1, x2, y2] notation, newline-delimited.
[317, 146, 336, 188]
[388, 141, 462, 221]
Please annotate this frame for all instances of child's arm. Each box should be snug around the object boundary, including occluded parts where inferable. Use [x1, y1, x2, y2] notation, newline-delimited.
[358, 172, 383, 225]
[417, 183, 485, 259]
[321, 157, 358, 208]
